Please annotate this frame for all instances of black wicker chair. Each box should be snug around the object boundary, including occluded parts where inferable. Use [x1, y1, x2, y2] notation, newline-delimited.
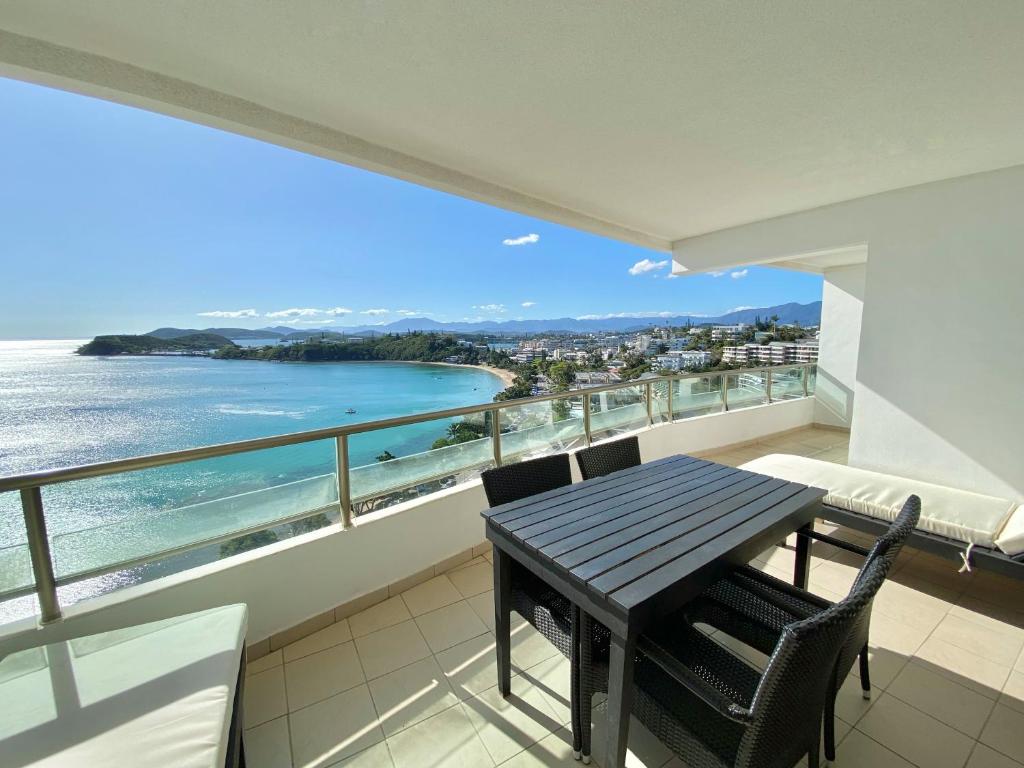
[480, 454, 586, 756]
[580, 551, 894, 768]
[575, 436, 642, 481]
[680, 495, 921, 762]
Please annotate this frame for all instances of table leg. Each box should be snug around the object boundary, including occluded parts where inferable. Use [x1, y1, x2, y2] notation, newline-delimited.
[794, 522, 812, 590]
[493, 546, 512, 697]
[604, 631, 636, 768]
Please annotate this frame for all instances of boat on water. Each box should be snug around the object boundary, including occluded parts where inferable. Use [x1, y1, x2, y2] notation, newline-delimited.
[345, 407, 357, 414]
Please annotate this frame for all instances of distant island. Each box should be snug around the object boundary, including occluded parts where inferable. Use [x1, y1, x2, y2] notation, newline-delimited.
[77, 333, 237, 355]
[213, 334, 481, 364]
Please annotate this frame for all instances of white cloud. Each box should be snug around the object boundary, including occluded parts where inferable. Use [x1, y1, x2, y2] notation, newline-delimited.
[264, 308, 321, 319]
[710, 271, 726, 278]
[197, 308, 258, 319]
[521, 301, 536, 308]
[628, 258, 670, 276]
[502, 233, 540, 246]
[293, 318, 336, 325]
[665, 273, 680, 280]
[726, 305, 755, 313]
[473, 303, 507, 313]
[361, 308, 389, 316]
[396, 309, 426, 316]
[324, 307, 353, 316]
[730, 269, 749, 279]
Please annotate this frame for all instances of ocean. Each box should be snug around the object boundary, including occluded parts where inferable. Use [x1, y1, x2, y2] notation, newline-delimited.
[0, 339, 504, 620]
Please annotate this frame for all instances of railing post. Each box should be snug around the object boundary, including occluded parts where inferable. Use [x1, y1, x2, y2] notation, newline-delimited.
[802, 364, 809, 397]
[645, 381, 654, 426]
[721, 374, 729, 412]
[583, 393, 592, 447]
[21, 486, 61, 624]
[335, 435, 353, 528]
[666, 376, 674, 422]
[491, 407, 502, 467]
[766, 368, 773, 403]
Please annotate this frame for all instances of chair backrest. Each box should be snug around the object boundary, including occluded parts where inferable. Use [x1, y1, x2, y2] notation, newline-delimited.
[575, 436, 642, 481]
[480, 453, 572, 507]
[736, 554, 891, 768]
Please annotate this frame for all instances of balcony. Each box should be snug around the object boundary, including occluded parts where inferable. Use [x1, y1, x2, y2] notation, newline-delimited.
[235, 428, 1024, 768]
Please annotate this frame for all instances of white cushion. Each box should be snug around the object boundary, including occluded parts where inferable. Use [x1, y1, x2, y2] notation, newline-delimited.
[739, 454, 1018, 551]
[0, 604, 247, 767]
[995, 505, 1024, 556]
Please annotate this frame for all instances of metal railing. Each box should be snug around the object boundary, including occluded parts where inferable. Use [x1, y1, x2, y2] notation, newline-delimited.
[0, 362, 815, 623]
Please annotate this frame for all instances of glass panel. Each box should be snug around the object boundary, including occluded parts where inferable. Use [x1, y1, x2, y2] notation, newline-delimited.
[589, 385, 648, 442]
[649, 379, 671, 423]
[726, 370, 768, 410]
[44, 439, 338, 582]
[770, 366, 807, 400]
[672, 375, 726, 419]
[499, 394, 585, 462]
[0, 492, 32, 600]
[349, 412, 494, 514]
[807, 364, 817, 395]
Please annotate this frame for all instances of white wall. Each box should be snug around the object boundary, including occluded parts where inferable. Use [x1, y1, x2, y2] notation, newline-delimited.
[814, 264, 865, 428]
[0, 398, 815, 655]
[675, 164, 1024, 501]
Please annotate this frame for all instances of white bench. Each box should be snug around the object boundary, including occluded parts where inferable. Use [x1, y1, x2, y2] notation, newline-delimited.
[739, 454, 1024, 574]
[0, 604, 248, 768]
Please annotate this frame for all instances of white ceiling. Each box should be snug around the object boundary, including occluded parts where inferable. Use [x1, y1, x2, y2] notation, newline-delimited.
[2, 1, 1024, 251]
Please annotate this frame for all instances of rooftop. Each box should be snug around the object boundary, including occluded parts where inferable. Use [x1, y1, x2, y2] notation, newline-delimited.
[241, 429, 1024, 768]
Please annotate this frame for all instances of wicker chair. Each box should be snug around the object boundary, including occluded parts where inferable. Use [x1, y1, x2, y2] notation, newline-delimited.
[575, 436, 642, 481]
[480, 454, 585, 756]
[680, 495, 921, 762]
[580, 552, 894, 768]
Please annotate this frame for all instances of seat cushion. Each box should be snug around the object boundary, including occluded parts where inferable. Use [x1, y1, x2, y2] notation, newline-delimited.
[994, 505, 1024, 556]
[739, 454, 1018, 551]
[0, 604, 247, 768]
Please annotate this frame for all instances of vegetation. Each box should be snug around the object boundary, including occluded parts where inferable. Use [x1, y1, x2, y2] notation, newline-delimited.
[77, 333, 236, 355]
[431, 420, 487, 449]
[213, 332, 480, 364]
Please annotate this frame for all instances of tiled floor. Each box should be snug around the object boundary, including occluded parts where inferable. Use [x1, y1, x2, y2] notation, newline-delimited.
[244, 427, 1024, 768]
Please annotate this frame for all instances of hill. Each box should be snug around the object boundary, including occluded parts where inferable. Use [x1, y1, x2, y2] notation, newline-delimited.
[78, 333, 237, 355]
[149, 327, 284, 340]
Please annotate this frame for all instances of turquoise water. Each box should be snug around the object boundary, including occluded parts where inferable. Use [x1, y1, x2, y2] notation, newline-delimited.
[0, 340, 503, 617]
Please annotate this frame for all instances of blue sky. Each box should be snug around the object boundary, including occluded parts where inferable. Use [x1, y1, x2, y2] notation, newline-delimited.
[0, 77, 822, 339]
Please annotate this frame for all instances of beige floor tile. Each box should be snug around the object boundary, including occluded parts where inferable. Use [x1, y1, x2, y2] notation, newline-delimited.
[588, 712, 675, 768]
[286, 641, 366, 711]
[981, 704, 1024, 762]
[415, 600, 489, 653]
[333, 742, 395, 767]
[387, 704, 494, 768]
[246, 666, 289, 728]
[1001, 671, 1024, 714]
[451, 554, 489, 572]
[435, 633, 505, 701]
[833, 672, 877, 726]
[462, 677, 562, 764]
[519, 653, 573, 725]
[509, 623, 560, 670]
[811, 445, 849, 464]
[967, 743, 1024, 768]
[873, 578, 953, 634]
[868, 611, 931, 657]
[834, 729, 916, 767]
[369, 656, 461, 736]
[249, 649, 283, 676]
[497, 727, 576, 768]
[447, 560, 494, 598]
[400, 575, 463, 617]
[915, 636, 1012, 699]
[349, 597, 412, 639]
[809, 558, 860, 596]
[966, 574, 1024, 615]
[888, 661, 997, 738]
[290, 685, 384, 768]
[857, 692, 975, 768]
[355, 620, 431, 680]
[932, 613, 1024, 668]
[284, 620, 354, 663]
[852, 645, 909, 691]
[467, 590, 497, 632]
[244, 716, 292, 768]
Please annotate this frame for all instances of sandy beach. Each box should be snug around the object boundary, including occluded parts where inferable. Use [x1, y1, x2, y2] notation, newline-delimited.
[427, 361, 517, 388]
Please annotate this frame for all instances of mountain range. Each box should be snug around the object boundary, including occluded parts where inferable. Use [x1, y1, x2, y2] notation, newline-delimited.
[148, 301, 821, 340]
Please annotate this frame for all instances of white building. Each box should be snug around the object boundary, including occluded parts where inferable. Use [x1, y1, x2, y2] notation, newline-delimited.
[711, 324, 748, 341]
[653, 350, 712, 371]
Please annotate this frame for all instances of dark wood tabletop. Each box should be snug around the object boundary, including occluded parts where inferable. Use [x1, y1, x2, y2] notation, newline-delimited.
[483, 453, 826, 767]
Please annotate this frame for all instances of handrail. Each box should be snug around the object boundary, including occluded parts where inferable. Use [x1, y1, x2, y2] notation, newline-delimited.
[0, 361, 815, 622]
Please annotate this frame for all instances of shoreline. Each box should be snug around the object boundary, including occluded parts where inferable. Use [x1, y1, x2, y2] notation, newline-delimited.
[417, 360, 517, 388]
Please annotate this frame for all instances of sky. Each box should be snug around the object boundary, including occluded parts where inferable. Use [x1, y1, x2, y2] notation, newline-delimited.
[0, 77, 823, 339]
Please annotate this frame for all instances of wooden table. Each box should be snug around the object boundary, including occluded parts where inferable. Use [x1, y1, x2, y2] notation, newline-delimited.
[482, 454, 825, 768]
